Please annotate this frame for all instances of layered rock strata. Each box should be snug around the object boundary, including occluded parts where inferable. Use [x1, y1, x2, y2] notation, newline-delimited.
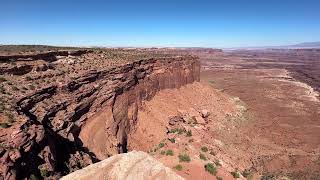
[0, 55, 200, 179]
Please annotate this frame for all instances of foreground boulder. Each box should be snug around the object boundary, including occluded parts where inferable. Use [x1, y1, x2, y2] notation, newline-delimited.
[61, 151, 184, 180]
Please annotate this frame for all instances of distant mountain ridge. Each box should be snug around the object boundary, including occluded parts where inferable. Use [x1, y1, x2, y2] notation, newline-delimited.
[290, 42, 320, 47]
[227, 41, 320, 50]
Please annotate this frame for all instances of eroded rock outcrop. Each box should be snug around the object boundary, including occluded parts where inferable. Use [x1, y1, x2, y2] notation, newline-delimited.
[61, 151, 184, 180]
[0, 50, 90, 62]
[0, 54, 200, 179]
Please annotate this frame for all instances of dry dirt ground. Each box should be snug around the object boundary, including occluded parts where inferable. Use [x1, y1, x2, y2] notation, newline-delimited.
[129, 82, 246, 180]
[200, 51, 320, 179]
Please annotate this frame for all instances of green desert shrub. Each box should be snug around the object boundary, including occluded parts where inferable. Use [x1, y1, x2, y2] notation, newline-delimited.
[168, 128, 185, 134]
[186, 130, 192, 137]
[29, 174, 38, 180]
[260, 173, 275, 180]
[174, 164, 183, 171]
[177, 128, 185, 134]
[166, 150, 174, 156]
[40, 169, 49, 177]
[0, 123, 9, 128]
[209, 151, 216, 156]
[153, 142, 165, 152]
[168, 138, 175, 143]
[231, 170, 240, 178]
[201, 146, 208, 152]
[204, 163, 217, 175]
[199, 153, 207, 161]
[178, 154, 191, 162]
[158, 142, 165, 148]
[242, 169, 252, 178]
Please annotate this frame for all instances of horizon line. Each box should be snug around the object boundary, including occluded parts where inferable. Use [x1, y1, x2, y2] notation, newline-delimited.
[1, 41, 320, 50]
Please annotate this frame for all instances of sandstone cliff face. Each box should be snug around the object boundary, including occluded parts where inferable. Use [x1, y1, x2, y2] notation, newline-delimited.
[0, 54, 199, 179]
[61, 151, 184, 180]
[79, 56, 200, 159]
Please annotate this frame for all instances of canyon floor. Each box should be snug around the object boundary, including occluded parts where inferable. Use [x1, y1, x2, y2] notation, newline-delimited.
[198, 50, 320, 179]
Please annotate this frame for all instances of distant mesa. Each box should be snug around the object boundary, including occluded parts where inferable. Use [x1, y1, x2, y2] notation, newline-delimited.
[289, 41, 320, 48]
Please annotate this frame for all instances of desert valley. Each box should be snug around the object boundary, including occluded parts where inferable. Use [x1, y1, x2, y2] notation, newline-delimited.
[0, 45, 319, 180]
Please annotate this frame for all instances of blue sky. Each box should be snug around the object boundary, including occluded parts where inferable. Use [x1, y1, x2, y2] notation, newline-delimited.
[1, 0, 320, 47]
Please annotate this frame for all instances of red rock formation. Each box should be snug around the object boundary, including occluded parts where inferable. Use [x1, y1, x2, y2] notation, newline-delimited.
[0, 55, 200, 179]
[79, 56, 200, 159]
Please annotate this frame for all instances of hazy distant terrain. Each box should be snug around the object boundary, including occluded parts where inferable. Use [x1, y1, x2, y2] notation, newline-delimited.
[226, 41, 320, 50]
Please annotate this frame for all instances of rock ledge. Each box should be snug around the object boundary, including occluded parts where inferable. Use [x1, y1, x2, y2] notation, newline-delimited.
[61, 151, 184, 180]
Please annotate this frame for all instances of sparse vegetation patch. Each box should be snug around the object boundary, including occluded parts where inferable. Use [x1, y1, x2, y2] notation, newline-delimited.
[242, 169, 252, 178]
[0, 123, 9, 128]
[204, 163, 217, 175]
[169, 128, 186, 134]
[158, 142, 165, 148]
[199, 153, 207, 160]
[168, 138, 175, 143]
[260, 173, 275, 180]
[174, 164, 183, 171]
[231, 170, 240, 178]
[186, 130, 192, 137]
[166, 150, 174, 156]
[29, 174, 38, 180]
[178, 154, 191, 162]
[201, 146, 208, 152]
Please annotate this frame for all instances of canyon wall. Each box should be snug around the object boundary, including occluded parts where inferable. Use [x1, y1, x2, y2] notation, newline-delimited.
[0, 55, 200, 179]
[79, 56, 200, 159]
